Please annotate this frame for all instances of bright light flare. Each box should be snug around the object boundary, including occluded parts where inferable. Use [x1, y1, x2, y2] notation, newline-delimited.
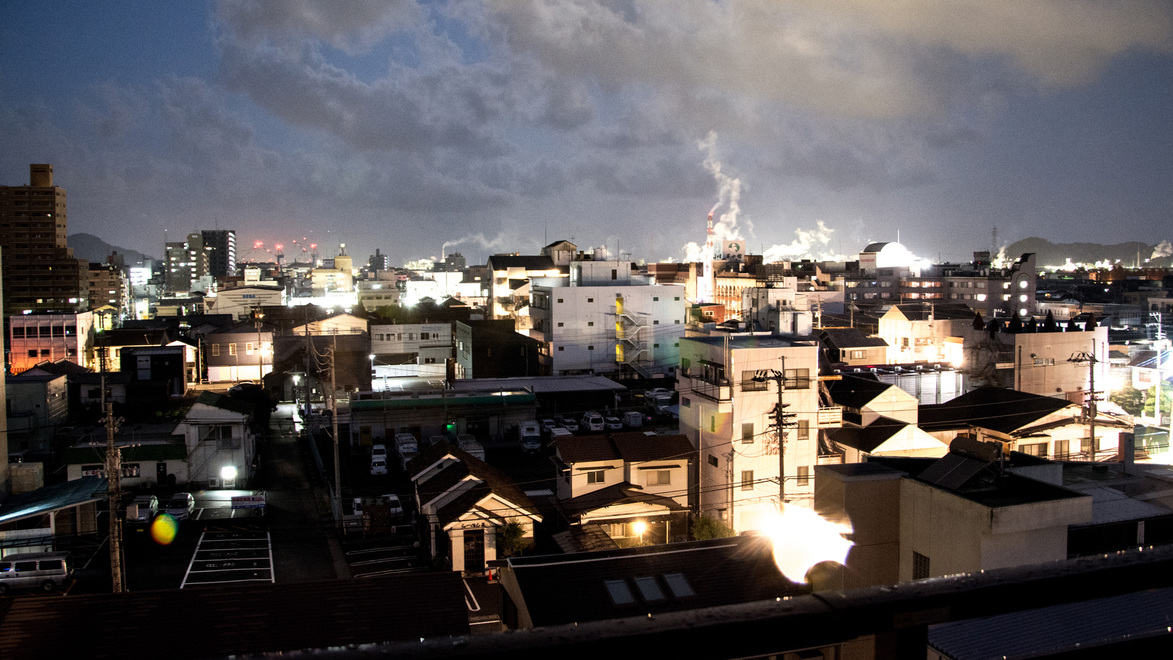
[150, 514, 179, 545]
[760, 504, 853, 583]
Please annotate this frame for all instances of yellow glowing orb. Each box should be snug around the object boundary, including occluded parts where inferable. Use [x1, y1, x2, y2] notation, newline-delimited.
[760, 504, 853, 583]
[150, 514, 179, 545]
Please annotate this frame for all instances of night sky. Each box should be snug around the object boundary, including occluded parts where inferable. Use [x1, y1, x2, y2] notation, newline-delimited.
[2, 1, 1170, 266]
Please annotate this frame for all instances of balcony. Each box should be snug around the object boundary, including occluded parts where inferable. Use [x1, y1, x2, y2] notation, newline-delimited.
[816, 406, 843, 428]
[688, 376, 732, 402]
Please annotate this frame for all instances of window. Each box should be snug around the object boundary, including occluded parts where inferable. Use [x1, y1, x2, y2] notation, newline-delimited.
[586, 469, 605, 484]
[796, 419, 810, 442]
[797, 465, 810, 486]
[913, 551, 931, 579]
[27, 350, 36, 358]
[611, 269, 617, 280]
[741, 422, 755, 444]
[587, 298, 594, 303]
[681, 396, 690, 408]
[420, 332, 430, 340]
[1020, 442, 1048, 457]
[228, 343, 237, 356]
[653, 343, 659, 348]
[710, 416, 716, 433]
[851, 350, 865, 359]
[653, 296, 659, 301]
[557, 298, 563, 303]
[423, 357, 437, 364]
[708, 454, 719, 468]
[558, 346, 564, 351]
[588, 346, 594, 351]
[646, 470, 671, 486]
[557, 322, 564, 327]
[587, 321, 594, 327]
[653, 320, 660, 324]
[674, 296, 680, 301]
[663, 573, 695, 598]
[741, 470, 754, 491]
[245, 342, 255, 354]
[211, 344, 220, 357]
[741, 370, 768, 392]
[784, 368, 811, 389]
[1055, 439, 1070, 459]
[11, 327, 24, 338]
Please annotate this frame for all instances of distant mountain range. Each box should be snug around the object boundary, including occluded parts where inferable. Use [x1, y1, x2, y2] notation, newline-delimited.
[69, 233, 156, 265]
[1004, 237, 1173, 268]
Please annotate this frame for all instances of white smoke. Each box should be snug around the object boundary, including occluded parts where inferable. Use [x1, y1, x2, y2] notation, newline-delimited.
[762, 221, 849, 263]
[696, 131, 749, 243]
[1152, 240, 1173, 260]
[440, 232, 512, 260]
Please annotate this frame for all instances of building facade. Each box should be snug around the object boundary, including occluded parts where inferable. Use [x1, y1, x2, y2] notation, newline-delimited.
[0, 164, 89, 317]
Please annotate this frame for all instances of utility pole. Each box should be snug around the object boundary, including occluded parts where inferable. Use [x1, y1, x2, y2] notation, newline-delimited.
[105, 399, 125, 593]
[1068, 346, 1100, 461]
[330, 334, 341, 519]
[753, 360, 798, 504]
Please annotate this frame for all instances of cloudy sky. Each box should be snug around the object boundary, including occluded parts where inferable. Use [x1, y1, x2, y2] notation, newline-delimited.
[2, 1, 1171, 267]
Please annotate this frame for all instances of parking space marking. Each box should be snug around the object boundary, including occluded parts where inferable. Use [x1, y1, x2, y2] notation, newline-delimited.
[180, 530, 275, 588]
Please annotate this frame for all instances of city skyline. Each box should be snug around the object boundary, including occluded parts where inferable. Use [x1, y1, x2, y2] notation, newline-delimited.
[2, 2, 1171, 266]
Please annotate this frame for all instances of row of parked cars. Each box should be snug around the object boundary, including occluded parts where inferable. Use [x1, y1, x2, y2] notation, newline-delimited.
[125, 492, 196, 523]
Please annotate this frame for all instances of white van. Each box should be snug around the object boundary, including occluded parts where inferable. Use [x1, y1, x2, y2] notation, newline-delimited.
[0, 552, 73, 596]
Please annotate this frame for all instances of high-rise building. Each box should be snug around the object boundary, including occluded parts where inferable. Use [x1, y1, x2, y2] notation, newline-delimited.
[201, 229, 237, 278]
[0, 164, 89, 316]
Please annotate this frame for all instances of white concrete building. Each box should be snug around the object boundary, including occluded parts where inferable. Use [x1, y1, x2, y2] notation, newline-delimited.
[204, 285, 286, 321]
[370, 322, 453, 380]
[529, 261, 687, 378]
[677, 333, 828, 533]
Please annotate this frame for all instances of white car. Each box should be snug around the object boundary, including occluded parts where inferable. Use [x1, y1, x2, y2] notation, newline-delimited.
[604, 416, 623, 430]
[379, 493, 404, 518]
[371, 443, 387, 458]
[370, 457, 388, 475]
[165, 492, 195, 520]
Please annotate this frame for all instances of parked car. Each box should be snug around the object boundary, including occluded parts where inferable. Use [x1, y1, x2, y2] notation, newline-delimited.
[581, 411, 605, 432]
[370, 456, 388, 475]
[378, 493, 404, 518]
[540, 418, 557, 434]
[520, 421, 542, 452]
[371, 443, 387, 458]
[126, 495, 158, 524]
[165, 492, 195, 520]
[0, 552, 73, 596]
[604, 416, 623, 430]
[559, 417, 580, 432]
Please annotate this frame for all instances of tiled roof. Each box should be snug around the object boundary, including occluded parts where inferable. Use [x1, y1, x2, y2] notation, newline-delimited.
[818, 327, 888, 348]
[561, 482, 687, 519]
[828, 374, 896, 409]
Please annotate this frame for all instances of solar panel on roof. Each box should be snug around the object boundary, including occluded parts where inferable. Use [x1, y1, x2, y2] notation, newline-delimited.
[918, 452, 992, 490]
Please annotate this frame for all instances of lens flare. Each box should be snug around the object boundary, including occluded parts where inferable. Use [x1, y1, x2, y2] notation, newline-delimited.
[150, 513, 179, 545]
[760, 504, 853, 583]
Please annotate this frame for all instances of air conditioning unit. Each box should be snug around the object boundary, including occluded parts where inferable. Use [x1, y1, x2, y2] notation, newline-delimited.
[208, 477, 220, 488]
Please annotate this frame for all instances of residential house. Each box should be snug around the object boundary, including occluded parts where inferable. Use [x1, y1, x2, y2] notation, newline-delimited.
[409, 441, 541, 574]
[205, 324, 275, 384]
[553, 433, 694, 548]
[824, 374, 947, 462]
[677, 333, 832, 532]
[453, 319, 542, 379]
[919, 387, 1131, 462]
[817, 327, 888, 367]
[172, 392, 257, 488]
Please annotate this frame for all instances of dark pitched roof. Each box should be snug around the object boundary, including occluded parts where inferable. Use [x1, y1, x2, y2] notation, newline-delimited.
[23, 359, 90, 376]
[828, 374, 897, 409]
[504, 535, 808, 628]
[552, 523, 621, 553]
[557, 433, 695, 465]
[818, 327, 888, 349]
[410, 441, 539, 523]
[828, 417, 911, 453]
[194, 391, 256, 416]
[561, 482, 687, 520]
[0, 476, 107, 525]
[919, 387, 1074, 434]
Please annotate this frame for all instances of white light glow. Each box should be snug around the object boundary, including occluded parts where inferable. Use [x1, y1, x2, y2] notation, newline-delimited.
[759, 504, 853, 583]
[220, 465, 237, 481]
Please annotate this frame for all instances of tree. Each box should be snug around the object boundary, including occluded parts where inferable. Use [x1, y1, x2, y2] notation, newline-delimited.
[497, 520, 527, 558]
[1110, 386, 1146, 417]
[692, 515, 735, 540]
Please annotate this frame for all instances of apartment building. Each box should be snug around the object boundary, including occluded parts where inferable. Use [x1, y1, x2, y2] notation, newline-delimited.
[529, 261, 686, 378]
[0, 164, 89, 316]
[7, 311, 95, 374]
[677, 333, 832, 533]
